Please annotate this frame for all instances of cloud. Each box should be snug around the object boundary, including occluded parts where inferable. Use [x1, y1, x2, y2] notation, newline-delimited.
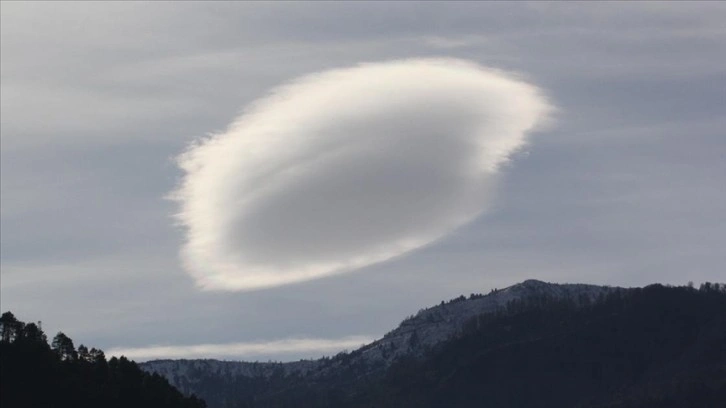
[173, 58, 551, 291]
[107, 336, 375, 361]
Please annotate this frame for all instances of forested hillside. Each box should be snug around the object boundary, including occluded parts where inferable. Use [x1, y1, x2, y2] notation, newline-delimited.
[145, 282, 726, 408]
[371, 283, 726, 408]
[0, 312, 206, 408]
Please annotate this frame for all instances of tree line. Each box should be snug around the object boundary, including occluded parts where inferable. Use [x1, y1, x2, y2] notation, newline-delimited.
[0, 311, 206, 408]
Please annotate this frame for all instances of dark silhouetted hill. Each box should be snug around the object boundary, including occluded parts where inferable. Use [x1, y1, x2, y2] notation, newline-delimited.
[0, 311, 206, 408]
[142, 281, 726, 408]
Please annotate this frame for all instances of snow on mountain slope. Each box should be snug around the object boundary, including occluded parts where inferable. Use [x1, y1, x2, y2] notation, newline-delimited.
[141, 280, 620, 392]
[351, 279, 617, 366]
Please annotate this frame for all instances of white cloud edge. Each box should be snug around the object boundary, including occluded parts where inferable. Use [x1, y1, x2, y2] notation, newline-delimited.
[172, 57, 553, 291]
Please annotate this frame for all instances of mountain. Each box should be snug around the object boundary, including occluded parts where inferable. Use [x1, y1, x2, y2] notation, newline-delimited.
[363, 279, 617, 365]
[141, 280, 617, 388]
[140, 280, 726, 407]
[377, 282, 726, 408]
[5, 281, 722, 408]
[0, 312, 206, 408]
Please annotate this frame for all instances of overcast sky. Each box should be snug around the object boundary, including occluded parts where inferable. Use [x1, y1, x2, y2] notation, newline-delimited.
[2, 2, 725, 362]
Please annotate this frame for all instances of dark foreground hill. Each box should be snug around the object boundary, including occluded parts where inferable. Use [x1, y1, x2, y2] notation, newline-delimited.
[0, 312, 206, 408]
[143, 281, 726, 408]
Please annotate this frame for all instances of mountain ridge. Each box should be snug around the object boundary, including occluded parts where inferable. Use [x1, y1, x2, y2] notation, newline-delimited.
[140, 279, 621, 388]
[139, 280, 726, 407]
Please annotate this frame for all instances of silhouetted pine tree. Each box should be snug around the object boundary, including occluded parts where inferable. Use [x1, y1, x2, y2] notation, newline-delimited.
[0, 312, 206, 408]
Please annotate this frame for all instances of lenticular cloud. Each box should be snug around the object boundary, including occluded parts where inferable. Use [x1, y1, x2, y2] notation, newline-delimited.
[173, 59, 551, 291]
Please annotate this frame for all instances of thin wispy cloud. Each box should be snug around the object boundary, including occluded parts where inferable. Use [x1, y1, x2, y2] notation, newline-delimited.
[107, 336, 375, 361]
[172, 58, 551, 291]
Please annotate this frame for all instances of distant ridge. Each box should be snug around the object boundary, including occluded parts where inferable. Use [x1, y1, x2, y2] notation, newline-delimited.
[141, 280, 620, 387]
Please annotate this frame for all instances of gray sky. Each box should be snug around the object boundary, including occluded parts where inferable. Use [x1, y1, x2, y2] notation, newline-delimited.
[2, 2, 725, 361]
